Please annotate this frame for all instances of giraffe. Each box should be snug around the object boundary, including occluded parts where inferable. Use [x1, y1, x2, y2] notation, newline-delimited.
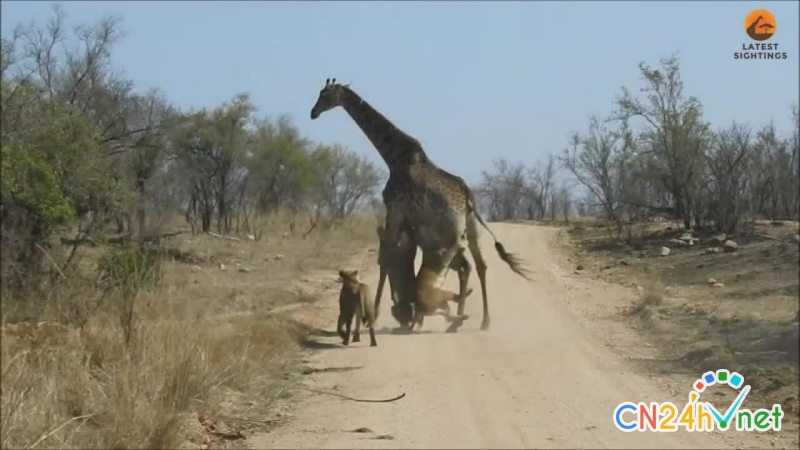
[400, 162, 535, 331]
[310, 78, 470, 329]
[310, 78, 533, 331]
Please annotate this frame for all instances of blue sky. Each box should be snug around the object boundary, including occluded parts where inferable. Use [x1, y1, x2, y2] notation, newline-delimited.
[2, 1, 798, 185]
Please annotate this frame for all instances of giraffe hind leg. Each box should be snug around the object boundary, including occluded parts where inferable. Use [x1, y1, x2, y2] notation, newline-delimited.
[451, 251, 472, 316]
[466, 218, 490, 331]
[438, 243, 471, 332]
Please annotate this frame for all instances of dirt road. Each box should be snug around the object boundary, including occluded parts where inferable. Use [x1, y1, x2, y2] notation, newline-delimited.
[249, 223, 741, 449]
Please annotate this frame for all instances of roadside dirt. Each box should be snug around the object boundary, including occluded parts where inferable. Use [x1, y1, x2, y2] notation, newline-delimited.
[244, 223, 797, 449]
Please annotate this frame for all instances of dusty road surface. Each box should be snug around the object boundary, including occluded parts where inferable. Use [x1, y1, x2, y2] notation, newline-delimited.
[250, 223, 742, 449]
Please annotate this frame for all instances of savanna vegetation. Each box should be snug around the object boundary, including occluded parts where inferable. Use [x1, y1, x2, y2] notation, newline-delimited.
[1, 6, 384, 448]
[477, 53, 798, 236]
[475, 53, 799, 429]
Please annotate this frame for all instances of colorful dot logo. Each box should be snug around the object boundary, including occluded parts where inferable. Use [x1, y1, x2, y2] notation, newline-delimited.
[693, 369, 744, 393]
[692, 369, 746, 429]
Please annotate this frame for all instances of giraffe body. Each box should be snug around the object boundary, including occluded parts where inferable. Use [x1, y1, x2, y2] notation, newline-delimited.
[378, 170, 475, 329]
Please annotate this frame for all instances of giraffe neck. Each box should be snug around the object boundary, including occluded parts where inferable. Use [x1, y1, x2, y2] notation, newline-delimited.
[339, 86, 429, 169]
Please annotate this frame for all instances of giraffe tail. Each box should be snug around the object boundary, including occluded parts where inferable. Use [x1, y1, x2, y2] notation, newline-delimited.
[494, 241, 535, 281]
[468, 193, 534, 281]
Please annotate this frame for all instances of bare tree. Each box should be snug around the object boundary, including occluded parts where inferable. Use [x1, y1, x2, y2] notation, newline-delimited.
[788, 105, 800, 219]
[565, 53, 798, 235]
[120, 89, 176, 232]
[310, 144, 385, 221]
[558, 186, 573, 221]
[532, 155, 557, 219]
[561, 116, 635, 226]
[705, 122, 754, 232]
[613, 53, 711, 230]
[172, 93, 255, 233]
[477, 157, 529, 221]
[749, 117, 799, 221]
[245, 114, 313, 214]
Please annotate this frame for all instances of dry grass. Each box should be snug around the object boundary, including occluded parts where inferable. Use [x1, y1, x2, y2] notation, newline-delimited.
[563, 218, 800, 422]
[1, 211, 379, 449]
[621, 272, 665, 324]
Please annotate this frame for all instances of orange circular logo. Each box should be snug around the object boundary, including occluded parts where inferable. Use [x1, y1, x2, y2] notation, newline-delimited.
[744, 9, 777, 41]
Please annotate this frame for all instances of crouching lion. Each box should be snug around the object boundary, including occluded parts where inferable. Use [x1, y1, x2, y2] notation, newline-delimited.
[410, 250, 473, 332]
[410, 285, 474, 331]
[376, 224, 472, 331]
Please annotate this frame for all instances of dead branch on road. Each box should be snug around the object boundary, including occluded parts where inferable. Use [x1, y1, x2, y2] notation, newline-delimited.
[299, 387, 406, 403]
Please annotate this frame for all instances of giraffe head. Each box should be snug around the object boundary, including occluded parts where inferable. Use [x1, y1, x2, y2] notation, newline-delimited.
[310, 78, 349, 120]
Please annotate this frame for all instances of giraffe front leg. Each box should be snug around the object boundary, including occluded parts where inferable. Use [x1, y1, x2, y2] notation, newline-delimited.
[388, 272, 398, 305]
[374, 264, 387, 321]
[388, 259, 413, 329]
[353, 304, 362, 343]
[384, 209, 414, 329]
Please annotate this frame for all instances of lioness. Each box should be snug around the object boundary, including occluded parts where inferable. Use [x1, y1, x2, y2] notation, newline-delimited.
[376, 224, 471, 330]
[410, 248, 473, 332]
[337, 269, 377, 347]
[377, 228, 472, 332]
